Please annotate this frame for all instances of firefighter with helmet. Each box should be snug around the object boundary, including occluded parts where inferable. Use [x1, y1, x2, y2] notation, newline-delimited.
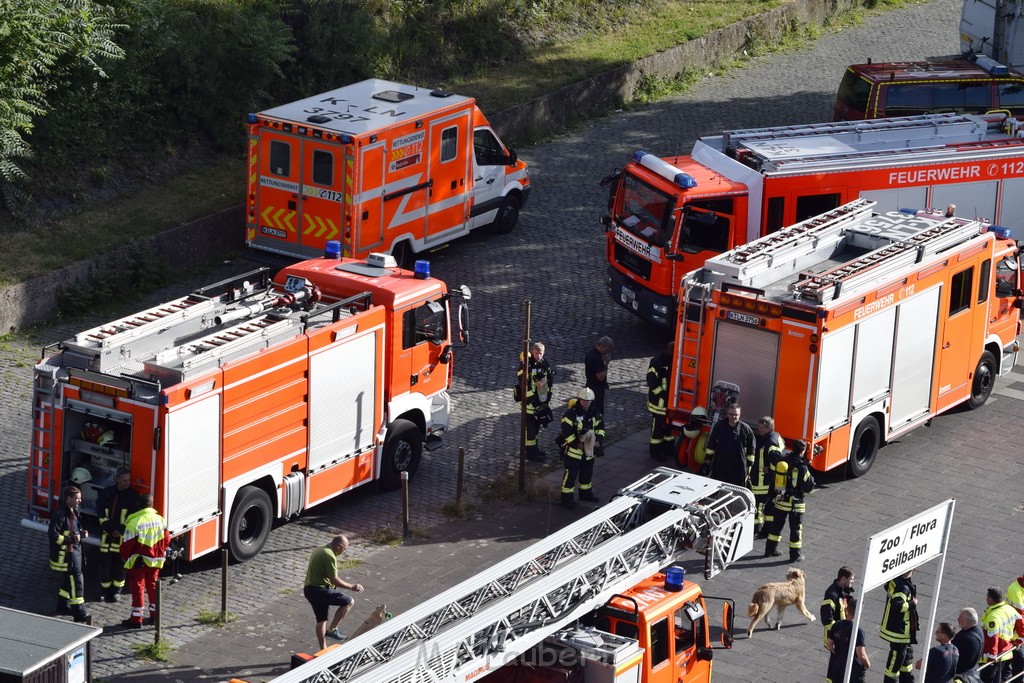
[516, 341, 554, 462]
[763, 439, 814, 562]
[556, 387, 605, 509]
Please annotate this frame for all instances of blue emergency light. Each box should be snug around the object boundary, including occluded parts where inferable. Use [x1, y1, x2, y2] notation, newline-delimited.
[633, 150, 698, 189]
[414, 260, 431, 279]
[988, 225, 1013, 239]
[324, 240, 341, 259]
[246, 113, 258, 124]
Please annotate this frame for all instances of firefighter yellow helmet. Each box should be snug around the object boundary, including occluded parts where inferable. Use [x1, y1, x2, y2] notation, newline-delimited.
[70, 467, 92, 484]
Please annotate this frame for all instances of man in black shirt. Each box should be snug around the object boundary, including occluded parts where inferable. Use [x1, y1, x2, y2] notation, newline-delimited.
[951, 608, 983, 678]
[828, 598, 871, 683]
[584, 336, 613, 417]
[916, 622, 958, 683]
[704, 403, 754, 487]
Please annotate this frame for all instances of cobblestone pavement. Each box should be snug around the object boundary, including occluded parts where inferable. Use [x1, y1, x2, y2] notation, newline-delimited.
[3, 0, 1020, 681]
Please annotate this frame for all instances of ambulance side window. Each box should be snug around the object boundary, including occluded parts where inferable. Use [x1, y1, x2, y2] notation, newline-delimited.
[402, 302, 448, 348]
[440, 127, 458, 163]
[312, 150, 333, 185]
[473, 130, 504, 166]
[270, 141, 291, 177]
[949, 267, 974, 315]
[795, 193, 840, 223]
[649, 618, 670, 667]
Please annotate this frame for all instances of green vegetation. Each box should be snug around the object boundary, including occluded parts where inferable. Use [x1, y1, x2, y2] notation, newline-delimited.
[132, 639, 175, 661]
[0, 0, 917, 287]
[337, 558, 363, 570]
[483, 468, 553, 505]
[196, 609, 238, 626]
[367, 524, 404, 547]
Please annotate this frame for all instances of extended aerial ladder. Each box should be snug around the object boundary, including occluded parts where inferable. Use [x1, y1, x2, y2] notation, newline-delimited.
[267, 468, 754, 683]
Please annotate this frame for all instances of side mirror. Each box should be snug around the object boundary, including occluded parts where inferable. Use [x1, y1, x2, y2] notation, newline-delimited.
[600, 214, 611, 227]
[505, 149, 518, 166]
[696, 648, 713, 661]
[439, 345, 452, 364]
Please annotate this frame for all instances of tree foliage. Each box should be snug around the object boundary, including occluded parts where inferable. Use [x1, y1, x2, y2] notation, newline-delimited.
[0, 0, 124, 211]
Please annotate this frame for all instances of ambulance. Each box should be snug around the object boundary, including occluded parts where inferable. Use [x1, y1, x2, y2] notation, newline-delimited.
[668, 200, 1022, 476]
[603, 112, 1024, 327]
[246, 79, 530, 263]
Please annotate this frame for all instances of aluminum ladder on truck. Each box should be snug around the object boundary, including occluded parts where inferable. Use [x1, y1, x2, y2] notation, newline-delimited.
[269, 469, 754, 683]
[27, 363, 59, 518]
[791, 214, 987, 304]
[674, 282, 710, 411]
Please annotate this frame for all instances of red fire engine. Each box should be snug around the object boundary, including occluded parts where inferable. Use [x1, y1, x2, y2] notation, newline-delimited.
[668, 199, 1022, 476]
[603, 112, 1024, 326]
[22, 252, 470, 561]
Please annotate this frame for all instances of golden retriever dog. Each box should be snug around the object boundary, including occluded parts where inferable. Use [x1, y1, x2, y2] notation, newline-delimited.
[746, 567, 816, 636]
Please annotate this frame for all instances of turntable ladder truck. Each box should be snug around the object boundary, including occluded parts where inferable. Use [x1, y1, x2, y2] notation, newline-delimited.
[668, 199, 1022, 477]
[253, 468, 754, 683]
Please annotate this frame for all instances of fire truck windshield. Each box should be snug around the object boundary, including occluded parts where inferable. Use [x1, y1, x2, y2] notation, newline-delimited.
[617, 174, 675, 246]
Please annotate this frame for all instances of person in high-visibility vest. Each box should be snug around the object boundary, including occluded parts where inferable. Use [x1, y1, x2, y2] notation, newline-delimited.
[1006, 573, 1024, 677]
[645, 342, 673, 461]
[516, 342, 554, 462]
[981, 586, 1024, 683]
[119, 492, 169, 629]
[880, 569, 919, 683]
[751, 416, 784, 537]
[557, 387, 605, 509]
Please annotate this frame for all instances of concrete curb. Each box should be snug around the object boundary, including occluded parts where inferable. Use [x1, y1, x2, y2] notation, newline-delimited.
[0, 0, 866, 333]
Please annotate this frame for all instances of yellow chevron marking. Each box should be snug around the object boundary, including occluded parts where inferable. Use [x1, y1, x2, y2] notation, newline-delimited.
[324, 218, 338, 239]
[285, 210, 296, 233]
[272, 208, 287, 230]
[261, 206, 275, 223]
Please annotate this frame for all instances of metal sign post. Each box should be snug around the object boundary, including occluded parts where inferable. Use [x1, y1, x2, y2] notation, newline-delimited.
[518, 301, 531, 493]
[842, 499, 956, 683]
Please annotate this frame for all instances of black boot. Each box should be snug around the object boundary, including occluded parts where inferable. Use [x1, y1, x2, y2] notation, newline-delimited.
[560, 493, 577, 509]
[526, 446, 544, 462]
[72, 608, 93, 625]
[649, 444, 666, 461]
[55, 598, 70, 616]
[765, 541, 781, 557]
[580, 490, 599, 503]
[790, 551, 805, 562]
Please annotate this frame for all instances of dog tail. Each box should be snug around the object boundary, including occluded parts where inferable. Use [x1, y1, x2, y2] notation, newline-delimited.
[747, 602, 759, 617]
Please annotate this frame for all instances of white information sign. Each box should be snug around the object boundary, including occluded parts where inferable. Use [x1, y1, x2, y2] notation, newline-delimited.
[862, 499, 954, 591]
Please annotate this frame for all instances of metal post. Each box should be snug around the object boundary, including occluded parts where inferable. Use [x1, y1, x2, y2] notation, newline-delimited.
[155, 580, 161, 644]
[221, 548, 228, 617]
[455, 447, 465, 509]
[402, 471, 410, 537]
[518, 300, 532, 493]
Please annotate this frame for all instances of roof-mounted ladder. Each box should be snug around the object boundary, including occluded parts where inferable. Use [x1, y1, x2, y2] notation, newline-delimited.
[27, 364, 59, 517]
[707, 199, 875, 290]
[269, 469, 754, 683]
[792, 216, 985, 303]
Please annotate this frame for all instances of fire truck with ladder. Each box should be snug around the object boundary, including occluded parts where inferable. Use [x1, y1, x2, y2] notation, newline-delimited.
[230, 468, 753, 683]
[603, 111, 1024, 326]
[668, 199, 1022, 477]
[21, 251, 470, 562]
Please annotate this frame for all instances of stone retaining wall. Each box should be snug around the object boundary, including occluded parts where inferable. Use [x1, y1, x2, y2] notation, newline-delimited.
[0, 0, 864, 332]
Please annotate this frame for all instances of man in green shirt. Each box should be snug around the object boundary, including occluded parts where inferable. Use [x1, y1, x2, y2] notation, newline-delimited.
[303, 535, 365, 650]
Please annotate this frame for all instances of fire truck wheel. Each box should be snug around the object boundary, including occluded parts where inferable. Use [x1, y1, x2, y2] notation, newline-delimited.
[847, 417, 880, 478]
[966, 351, 997, 410]
[228, 486, 272, 562]
[493, 195, 520, 234]
[380, 419, 422, 491]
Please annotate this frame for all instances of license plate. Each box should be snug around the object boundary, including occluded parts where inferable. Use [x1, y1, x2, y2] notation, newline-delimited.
[621, 286, 636, 304]
[726, 311, 759, 326]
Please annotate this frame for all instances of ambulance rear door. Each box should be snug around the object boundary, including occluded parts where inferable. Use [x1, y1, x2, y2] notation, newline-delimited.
[251, 129, 301, 255]
[424, 110, 472, 247]
[296, 137, 345, 258]
[356, 142, 387, 255]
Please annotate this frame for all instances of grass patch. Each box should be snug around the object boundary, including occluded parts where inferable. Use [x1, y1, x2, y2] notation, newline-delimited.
[337, 558, 363, 571]
[196, 609, 237, 626]
[441, 500, 478, 519]
[132, 639, 175, 662]
[367, 524, 403, 547]
[482, 468, 553, 505]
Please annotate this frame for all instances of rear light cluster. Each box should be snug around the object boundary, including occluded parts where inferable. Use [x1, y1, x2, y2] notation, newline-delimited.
[247, 114, 349, 143]
[717, 293, 783, 317]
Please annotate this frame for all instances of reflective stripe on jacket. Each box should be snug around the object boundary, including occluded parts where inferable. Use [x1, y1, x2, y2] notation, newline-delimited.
[120, 507, 170, 569]
[982, 601, 1023, 661]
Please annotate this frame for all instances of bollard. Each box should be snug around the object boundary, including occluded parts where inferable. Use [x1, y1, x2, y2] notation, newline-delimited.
[518, 300, 532, 493]
[455, 447, 465, 509]
[402, 470, 410, 537]
[155, 580, 161, 644]
[221, 548, 229, 618]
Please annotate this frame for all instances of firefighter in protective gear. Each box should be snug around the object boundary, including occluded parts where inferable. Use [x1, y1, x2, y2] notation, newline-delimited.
[557, 387, 605, 510]
[119, 492, 169, 628]
[516, 342, 554, 462]
[981, 585, 1024, 682]
[645, 342, 673, 461]
[48, 485, 91, 624]
[97, 467, 140, 602]
[751, 416, 784, 536]
[763, 439, 814, 562]
[821, 566, 856, 649]
[880, 569, 919, 683]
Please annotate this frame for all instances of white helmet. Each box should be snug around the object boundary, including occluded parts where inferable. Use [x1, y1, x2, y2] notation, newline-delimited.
[578, 387, 595, 401]
[70, 467, 92, 485]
